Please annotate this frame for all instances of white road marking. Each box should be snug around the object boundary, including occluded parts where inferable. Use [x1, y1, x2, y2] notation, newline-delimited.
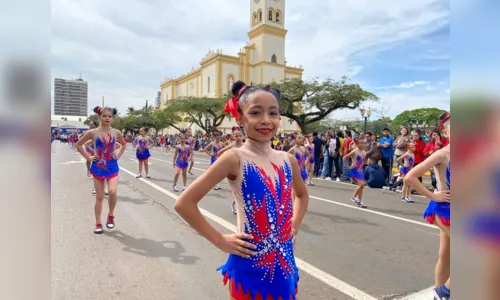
[139, 156, 437, 230]
[119, 166, 378, 300]
[309, 195, 437, 229]
[398, 286, 434, 299]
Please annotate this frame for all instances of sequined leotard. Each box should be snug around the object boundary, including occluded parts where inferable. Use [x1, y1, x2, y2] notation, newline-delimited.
[218, 144, 299, 300]
[89, 133, 119, 180]
[135, 137, 151, 161]
[423, 148, 450, 226]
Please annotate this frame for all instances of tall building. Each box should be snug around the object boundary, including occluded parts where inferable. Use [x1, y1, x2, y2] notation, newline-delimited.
[53, 77, 88, 116]
[160, 0, 303, 132]
[155, 91, 161, 108]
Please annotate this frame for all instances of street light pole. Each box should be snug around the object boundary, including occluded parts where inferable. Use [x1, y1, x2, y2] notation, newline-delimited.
[359, 107, 372, 133]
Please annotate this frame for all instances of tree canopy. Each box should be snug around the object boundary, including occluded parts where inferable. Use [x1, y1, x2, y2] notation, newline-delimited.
[167, 96, 229, 133]
[392, 108, 445, 130]
[270, 76, 378, 133]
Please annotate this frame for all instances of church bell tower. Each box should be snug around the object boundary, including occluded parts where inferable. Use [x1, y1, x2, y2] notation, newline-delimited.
[248, 0, 287, 68]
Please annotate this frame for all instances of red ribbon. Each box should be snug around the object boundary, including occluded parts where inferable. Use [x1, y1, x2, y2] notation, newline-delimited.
[224, 97, 239, 118]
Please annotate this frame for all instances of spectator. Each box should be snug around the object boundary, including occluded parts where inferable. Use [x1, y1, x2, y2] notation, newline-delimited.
[364, 131, 379, 162]
[394, 126, 411, 165]
[411, 130, 426, 183]
[341, 130, 353, 181]
[364, 157, 386, 188]
[377, 128, 395, 181]
[312, 132, 324, 177]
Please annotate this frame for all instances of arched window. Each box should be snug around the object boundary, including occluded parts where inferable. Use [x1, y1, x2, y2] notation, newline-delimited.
[268, 10, 273, 20]
[276, 12, 280, 22]
[259, 10, 262, 21]
[271, 54, 277, 63]
[253, 12, 257, 25]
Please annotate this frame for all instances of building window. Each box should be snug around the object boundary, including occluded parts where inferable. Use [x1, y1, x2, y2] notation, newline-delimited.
[253, 12, 257, 25]
[79, 118, 82, 121]
[208, 77, 210, 93]
[271, 54, 277, 63]
[259, 10, 262, 21]
[269, 10, 273, 20]
[276, 12, 280, 22]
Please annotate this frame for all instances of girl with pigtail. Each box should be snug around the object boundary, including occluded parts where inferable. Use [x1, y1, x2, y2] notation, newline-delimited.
[396, 142, 416, 203]
[76, 106, 127, 234]
[343, 138, 368, 208]
[404, 112, 451, 299]
[175, 81, 308, 300]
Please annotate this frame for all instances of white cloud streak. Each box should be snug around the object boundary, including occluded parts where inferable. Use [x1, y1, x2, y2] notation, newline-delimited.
[49, 0, 450, 116]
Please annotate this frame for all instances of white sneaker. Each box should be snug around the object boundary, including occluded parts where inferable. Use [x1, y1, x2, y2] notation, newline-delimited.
[336, 177, 341, 182]
[183, 186, 187, 191]
[325, 177, 332, 181]
[172, 185, 179, 192]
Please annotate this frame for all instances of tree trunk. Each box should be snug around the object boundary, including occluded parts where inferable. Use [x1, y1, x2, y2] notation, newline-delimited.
[298, 119, 307, 134]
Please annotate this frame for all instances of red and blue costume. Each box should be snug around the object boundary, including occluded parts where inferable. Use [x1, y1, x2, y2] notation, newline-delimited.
[135, 138, 151, 161]
[424, 162, 450, 226]
[89, 134, 119, 180]
[218, 157, 299, 300]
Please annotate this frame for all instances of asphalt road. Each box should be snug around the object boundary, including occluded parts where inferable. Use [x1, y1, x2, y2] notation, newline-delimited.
[52, 142, 439, 300]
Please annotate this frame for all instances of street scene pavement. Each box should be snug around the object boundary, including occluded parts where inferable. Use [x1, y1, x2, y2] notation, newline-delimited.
[52, 142, 438, 300]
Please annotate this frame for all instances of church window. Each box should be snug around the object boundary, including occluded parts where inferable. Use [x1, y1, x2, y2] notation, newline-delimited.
[208, 77, 210, 93]
[253, 12, 257, 25]
[271, 54, 277, 63]
[269, 10, 273, 20]
[259, 10, 262, 21]
[276, 12, 280, 22]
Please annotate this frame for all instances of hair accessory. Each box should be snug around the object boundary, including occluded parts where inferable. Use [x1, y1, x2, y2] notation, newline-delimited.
[437, 112, 450, 130]
[224, 96, 239, 118]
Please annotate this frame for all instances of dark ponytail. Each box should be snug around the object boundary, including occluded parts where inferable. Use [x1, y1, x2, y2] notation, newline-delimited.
[94, 106, 117, 116]
[93, 106, 102, 114]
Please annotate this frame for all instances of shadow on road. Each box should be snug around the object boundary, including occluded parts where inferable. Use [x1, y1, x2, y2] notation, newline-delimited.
[119, 196, 149, 205]
[299, 222, 325, 236]
[105, 230, 200, 265]
[306, 210, 380, 227]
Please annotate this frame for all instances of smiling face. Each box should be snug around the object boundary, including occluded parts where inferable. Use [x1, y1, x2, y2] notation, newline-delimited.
[237, 90, 280, 142]
[98, 108, 114, 126]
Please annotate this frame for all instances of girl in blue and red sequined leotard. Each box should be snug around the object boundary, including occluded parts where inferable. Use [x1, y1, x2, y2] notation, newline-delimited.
[287, 134, 309, 183]
[343, 139, 367, 208]
[76, 106, 127, 234]
[172, 133, 192, 192]
[133, 127, 153, 178]
[203, 131, 225, 190]
[174, 82, 309, 300]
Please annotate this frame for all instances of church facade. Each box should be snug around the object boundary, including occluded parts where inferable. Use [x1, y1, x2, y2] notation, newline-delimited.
[160, 0, 303, 133]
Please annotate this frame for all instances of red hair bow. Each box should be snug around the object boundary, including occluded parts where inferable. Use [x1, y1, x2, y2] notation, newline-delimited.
[224, 96, 239, 118]
[437, 112, 450, 130]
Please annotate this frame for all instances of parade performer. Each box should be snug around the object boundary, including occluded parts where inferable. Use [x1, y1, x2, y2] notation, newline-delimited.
[175, 82, 309, 300]
[186, 129, 196, 175]
[287, 134, 309, 183]
[343, 139, 368, 208]
[133, 127, 154, 178]
[304, 136, 315, 186]
[203, 131, 225, 190]
[172, 133, 191, 192]
[397, 142, 416, 203]
[404, 112, 451, 299]
[76, 106, 127, 234]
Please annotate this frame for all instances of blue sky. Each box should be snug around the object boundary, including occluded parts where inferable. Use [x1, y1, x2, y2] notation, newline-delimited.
[51, 0, 450, 120]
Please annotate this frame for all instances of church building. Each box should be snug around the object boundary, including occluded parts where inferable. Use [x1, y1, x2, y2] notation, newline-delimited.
[160, 0, 304, 133]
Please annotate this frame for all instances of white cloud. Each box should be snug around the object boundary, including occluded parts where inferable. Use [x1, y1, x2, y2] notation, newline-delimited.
[50, 0, 449, 115]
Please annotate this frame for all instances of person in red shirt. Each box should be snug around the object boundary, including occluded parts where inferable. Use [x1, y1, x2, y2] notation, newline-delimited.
[412, 131, 426, 182]
[424, 131, 449, 158]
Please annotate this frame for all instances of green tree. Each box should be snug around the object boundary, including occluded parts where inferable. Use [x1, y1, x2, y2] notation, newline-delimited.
[169, 96, 228, 133]
[392, 108, 445, 131]
[270, 76, 378, 133]
[84, 114, 98, 126]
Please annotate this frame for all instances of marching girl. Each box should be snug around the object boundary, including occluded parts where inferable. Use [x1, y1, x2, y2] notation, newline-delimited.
[172, 133, 192, 192]
[343, 139, 368, 208]
[397, 142, 416, 203]
[203, 131, 225, 190]
[404, 112, 451, 299]
[217, 126, 245, 214]
[288, 134, 309, 183]
[159, 135, 166, 152]
[133, 127, 154, 178]
[84, 120, 99, 178]
[304, 136, 315, 186]
[76, 106, 127, 234]
[175, 82, 308, 300]
[186, 129, 196, 175]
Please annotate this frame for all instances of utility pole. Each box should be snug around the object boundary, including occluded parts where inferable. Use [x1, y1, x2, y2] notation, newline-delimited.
[102, 96, 104, 107]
